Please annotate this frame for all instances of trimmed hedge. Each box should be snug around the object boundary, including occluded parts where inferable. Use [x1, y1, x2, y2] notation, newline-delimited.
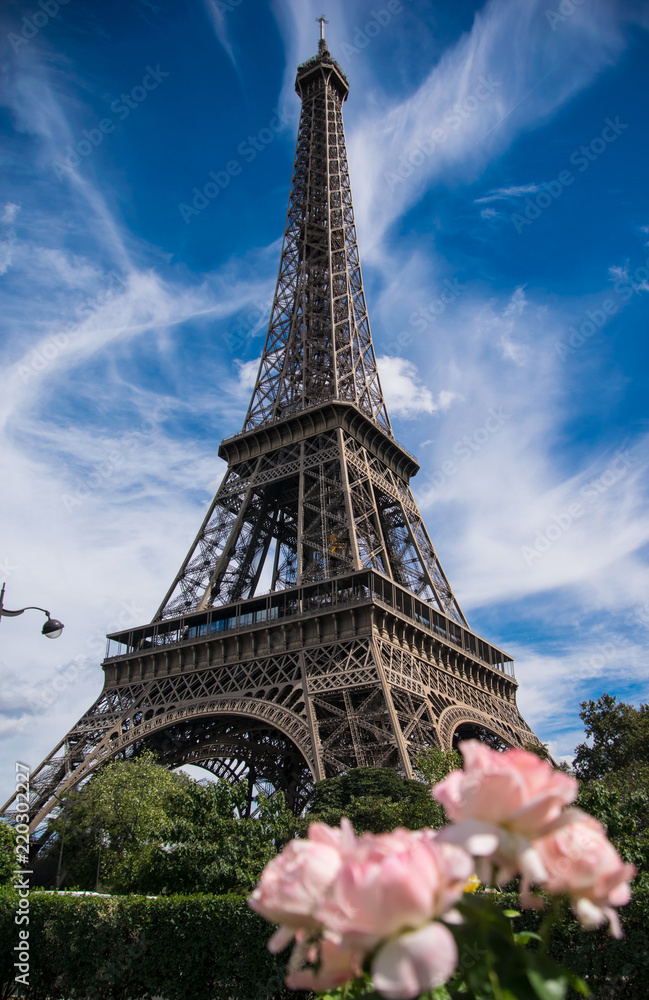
[0, 888, 300, 1000]
[495, 884, 649, 999]
[1, 885, 648, 999]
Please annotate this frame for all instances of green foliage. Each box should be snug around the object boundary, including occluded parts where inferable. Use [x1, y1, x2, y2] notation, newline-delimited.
[48, 754, 304, 895]
[48, 751, 186, 890]
[496, 888, 649, 1000]
[570, 695, 649, 877]
[0, 887, 299, 1000]
[447, 895, 589, 1000]
[413, 746, 462, 787]
[0, 822, 17, 887]
[576, 764, 649, 874]
[573, 694, 649, 783]
[310, 887, 649, 1000]
[306, 767, 441, 834]
[1, 856, 647, 999]
[116, 783, 305, 896]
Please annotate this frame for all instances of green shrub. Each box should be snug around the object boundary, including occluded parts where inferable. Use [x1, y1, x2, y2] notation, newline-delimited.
[306, 766, 442, 833]
[1, 884, 647, 999]
[0, 823, 17, 888]
[0, 888, 302, 1000]
[493, 882, 649, 1000]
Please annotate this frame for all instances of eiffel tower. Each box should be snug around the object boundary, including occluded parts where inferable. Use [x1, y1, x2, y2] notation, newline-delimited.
[3, 31, 539, 838]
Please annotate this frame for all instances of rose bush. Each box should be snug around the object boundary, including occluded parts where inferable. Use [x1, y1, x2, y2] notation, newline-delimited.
[250, 742, 636, 1000]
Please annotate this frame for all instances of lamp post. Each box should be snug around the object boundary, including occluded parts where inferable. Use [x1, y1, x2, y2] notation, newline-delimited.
[0, 583, 64, 638]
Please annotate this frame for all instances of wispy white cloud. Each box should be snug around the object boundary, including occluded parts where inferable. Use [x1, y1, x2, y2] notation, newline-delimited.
[235, 357, 262, 392]
[202, 0, 240, 74]
[0, 60, 286, 786]
[403, 282, 649, 617]
[474, 184, 541, 203]
[344, 0, 632, 252]
[516, 640, 649, 759]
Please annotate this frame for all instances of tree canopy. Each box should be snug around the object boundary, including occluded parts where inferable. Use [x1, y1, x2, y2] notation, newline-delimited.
[47, 752, 303, 894]
[566, 695, 649, 879]
[306, 750, 462, 834]
[0, 823, 16, 887]
[573, 694, 649, 783]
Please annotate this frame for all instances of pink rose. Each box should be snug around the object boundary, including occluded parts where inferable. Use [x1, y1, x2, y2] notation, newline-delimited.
[248, 821, 344, 951]
[285, 937, 364, 992]
[532, 810, 636, 938]
[372, 922, 459, 1000]
[317, 826, 472, 947]
[435, 741, 578, 882]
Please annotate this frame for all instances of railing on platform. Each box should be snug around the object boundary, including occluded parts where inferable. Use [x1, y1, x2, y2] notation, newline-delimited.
[105, 571, 515, 677]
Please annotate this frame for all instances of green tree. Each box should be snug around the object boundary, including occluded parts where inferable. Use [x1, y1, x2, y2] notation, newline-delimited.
[48, 751, 185, 890]
[573, 694, 649, 782]
[412, 745, 462, 786]
[0, 823, 17, 887]
[411, 746, 463, 829]
[306, 767, 441, 834]
[47, 754, 304, 894]
[121, 780, 304, 895]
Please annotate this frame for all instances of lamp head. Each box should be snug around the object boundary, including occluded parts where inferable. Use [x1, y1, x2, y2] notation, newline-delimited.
[42, 617, 64, 639]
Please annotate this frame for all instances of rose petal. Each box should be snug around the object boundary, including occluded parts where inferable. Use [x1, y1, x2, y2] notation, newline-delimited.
[437, 818, 500, 857]
[268, 926, 294, 953]
[371, 922, 458, 1000]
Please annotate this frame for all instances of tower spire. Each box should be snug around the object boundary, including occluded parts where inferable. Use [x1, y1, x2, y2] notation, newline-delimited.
[316, 15, 328, 40]
[244, 32, 390, 437]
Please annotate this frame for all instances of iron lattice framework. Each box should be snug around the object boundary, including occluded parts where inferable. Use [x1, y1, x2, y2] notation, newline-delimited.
[2, 39, 540, 842]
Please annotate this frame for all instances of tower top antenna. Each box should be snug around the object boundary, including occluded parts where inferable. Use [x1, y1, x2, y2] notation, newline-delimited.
[316, 15, 328, 42]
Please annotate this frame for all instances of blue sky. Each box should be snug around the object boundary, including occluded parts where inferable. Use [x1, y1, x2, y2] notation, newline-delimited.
[1, 0, 649, 792]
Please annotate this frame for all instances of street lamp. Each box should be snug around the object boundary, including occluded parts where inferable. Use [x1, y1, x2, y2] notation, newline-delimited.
[0, 583, 64, 638]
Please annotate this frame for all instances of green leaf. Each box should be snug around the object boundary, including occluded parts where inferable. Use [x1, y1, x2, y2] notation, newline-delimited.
[527, 968, 568, 1000]
[514, 931, 543, 945]
[567, 973, 591, 997]
[503, 909, 521, 918]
